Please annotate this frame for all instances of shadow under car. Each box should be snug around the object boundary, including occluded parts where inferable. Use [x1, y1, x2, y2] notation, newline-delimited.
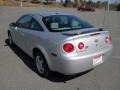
[5, 39, 92, 83]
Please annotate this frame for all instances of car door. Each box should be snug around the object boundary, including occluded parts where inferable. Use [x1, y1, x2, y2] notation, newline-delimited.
[15, 15, 32, 50]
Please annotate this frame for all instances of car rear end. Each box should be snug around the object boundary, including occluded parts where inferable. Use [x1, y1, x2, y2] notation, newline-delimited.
[41, 14, 112, 75]
[54, 28, 112, 75]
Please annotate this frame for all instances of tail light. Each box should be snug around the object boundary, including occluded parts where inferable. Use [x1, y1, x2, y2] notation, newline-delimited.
[63, 43, 74, 53]
[78, 42, 85, 50]
[105, 36, 111, 43]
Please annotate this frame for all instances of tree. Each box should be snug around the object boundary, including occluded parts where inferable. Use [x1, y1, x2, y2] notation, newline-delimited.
[74, 0, 82, 7]
[31, 0, 40, 4]
[96, 1, 102, 8]
[64, 0, 72, 7]
[116, 4, 120, 11]
[87, 0, 93, 7]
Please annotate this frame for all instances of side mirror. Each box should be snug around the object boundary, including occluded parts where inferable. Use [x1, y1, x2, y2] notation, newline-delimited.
[9, 22, 17, 27]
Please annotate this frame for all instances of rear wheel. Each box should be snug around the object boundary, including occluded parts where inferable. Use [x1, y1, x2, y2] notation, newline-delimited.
[35, 52, 50, 77]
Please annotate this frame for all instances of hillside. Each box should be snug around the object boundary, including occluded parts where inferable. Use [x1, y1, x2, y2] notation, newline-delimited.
[0, 0, 63, 8]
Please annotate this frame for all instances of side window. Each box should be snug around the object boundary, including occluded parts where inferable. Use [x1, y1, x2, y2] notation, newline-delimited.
[30, 19, 44, 31]
[17, 15, 32, 29]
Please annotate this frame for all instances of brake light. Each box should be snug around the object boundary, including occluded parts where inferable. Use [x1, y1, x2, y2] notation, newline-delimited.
[109, 36, 111, 42]
[105, 36, 111, 43]
[63, 43, 74, 53]
[78, 42, 85, 50]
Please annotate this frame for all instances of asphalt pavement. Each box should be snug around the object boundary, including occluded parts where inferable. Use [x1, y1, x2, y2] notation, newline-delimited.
[0, 6, 120, 90]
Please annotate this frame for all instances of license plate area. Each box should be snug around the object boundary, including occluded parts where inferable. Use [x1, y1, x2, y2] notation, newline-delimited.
[93, 55, 103, 66]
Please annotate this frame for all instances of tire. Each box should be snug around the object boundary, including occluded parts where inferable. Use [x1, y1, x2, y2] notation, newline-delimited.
[34, 52, 50, 77]
[8, 33, 14, 46]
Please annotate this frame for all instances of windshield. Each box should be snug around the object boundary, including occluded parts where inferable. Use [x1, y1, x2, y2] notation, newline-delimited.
[43, 15, 93, 32]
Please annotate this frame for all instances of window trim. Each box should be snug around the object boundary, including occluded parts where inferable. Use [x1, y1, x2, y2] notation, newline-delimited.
[16, 15, 44, 32]
[16, 15, 32, 29]
[42, 15, 94, 32]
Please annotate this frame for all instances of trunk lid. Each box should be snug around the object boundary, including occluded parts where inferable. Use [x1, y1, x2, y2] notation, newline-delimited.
[62, 28, 111, 55]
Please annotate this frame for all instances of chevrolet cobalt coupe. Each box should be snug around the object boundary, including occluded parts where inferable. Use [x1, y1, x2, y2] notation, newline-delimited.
[8, 12, 112, 77]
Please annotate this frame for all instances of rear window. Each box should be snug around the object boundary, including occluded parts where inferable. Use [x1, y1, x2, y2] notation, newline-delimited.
[42, 15, 93, 32]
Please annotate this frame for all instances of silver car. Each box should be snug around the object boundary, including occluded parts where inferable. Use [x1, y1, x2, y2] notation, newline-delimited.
[8, 12, 112, 77]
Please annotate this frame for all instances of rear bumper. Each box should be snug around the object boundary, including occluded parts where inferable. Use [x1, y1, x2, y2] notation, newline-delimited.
[51, 45, 112, 75]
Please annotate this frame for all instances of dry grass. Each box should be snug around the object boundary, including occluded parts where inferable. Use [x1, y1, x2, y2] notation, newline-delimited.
[0, 0, 63, 8]
[0, 0, 6, 5]
[0, 0, 14, 6]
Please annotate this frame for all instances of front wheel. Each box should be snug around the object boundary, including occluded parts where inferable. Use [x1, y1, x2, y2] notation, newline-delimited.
[8, 33, 14, 46]
[35, 52, 50, 77]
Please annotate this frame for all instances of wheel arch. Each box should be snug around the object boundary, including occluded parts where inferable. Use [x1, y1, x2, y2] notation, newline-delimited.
[32, 46, 52, 70]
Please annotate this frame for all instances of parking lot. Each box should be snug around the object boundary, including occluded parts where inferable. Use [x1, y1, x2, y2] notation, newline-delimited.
[0, 7, 120, 90]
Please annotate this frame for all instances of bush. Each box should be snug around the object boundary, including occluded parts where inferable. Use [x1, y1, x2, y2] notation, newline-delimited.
[31, 0, 40, 4]
[0, 0, 6, 5]
[116, 4, 120, 11]
[63, 0, 73, 7]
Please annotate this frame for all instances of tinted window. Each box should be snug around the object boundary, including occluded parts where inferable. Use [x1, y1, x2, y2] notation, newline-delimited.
[17, 15, 32, 29]
[30, 19, 43, 31]
[43, 15, 93, 32]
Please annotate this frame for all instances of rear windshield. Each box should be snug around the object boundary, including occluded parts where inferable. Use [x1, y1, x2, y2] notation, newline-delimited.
[42, 15, 93, 32]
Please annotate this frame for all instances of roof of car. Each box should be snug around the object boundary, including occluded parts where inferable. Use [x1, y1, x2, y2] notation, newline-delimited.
[29, 11, 73, 17]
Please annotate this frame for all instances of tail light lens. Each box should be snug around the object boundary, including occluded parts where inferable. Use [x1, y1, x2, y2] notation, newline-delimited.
[78, 42, 85, 50]
[105, 36, 111, 43]
[63, 43, 74, 53]
[109, 36, 111, 42]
